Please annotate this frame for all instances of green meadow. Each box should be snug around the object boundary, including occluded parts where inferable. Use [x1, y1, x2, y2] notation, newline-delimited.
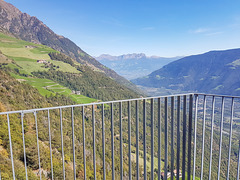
[11, 73, 96, 104]
[0, 32, 81, 74]
[0, 32, 95, 104]
[10, 56, 80, 74]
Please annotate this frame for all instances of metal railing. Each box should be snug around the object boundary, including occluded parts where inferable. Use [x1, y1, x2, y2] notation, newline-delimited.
[0, 93, 240, 179]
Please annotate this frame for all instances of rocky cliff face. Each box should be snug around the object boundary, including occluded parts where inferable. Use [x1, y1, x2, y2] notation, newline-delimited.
[0, 0, 91, 62]
[0, 0, 137, 91]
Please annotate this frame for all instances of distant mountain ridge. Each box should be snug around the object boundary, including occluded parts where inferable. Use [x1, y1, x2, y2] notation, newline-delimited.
[96, 53, 181, 80]
[96, 53, 180, 61]
[96, 53, 148, 61]
[0, 0, 138, 91]
[132, 48, 240, 95]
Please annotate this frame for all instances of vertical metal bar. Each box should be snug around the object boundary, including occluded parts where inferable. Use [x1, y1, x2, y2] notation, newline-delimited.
[158, 98, 161, 180]
[200, 95, 207, 180]
[164, 97, 168, 180]
[7, 114, 15, 180]
[71, 107, 76, 180]
[151, 98, 154, 180]
[136, 100, 139, 180]
[227, 98, 234, 180]
[187, 94, 193, 180]
[217, 97, 225, 180]
[82, 106, 86, 180]
[177, 96, 181, 180]
[182, 95, 187, 180]
[92, 105, 96, 180]
[102, 104, 106, 180]
[48, 110, 54, 180]
[128, 101, 132, 180]
[111, 103, 115, 180]
[143, 99, 147, 180]
[119, 102, 123, 180]
[193, 95, 199, 180]
[209, 96, 215, 180]
[34, 112, 42, 180]
[0, 168, 1, 180]
[237, 140, 240, 180]
[21, 112, 28, 180]
[171, 97, 174, 180]
[60, 108, 65, 180]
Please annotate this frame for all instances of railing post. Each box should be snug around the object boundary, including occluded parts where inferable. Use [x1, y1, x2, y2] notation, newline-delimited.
[82, 106, 86, 180]
[200, 95, 207, 180]
[158, 98, 162, 180]
[34, 111, 42, 180]
[71, 107, 76, 180]
[21, 112, 28, 180]
[217, 97, 225, 180]
[171, 96, 174, 180]
[176, 96, 181, 180]
[102, 104, 106, 180]
[119, 102, 123, 180]
[92, 105, 96, 180]
[143, 99, 147, 180]
[151, 98, 154, 180]
[48, 110, 54, 180]
[227, 98, 234, 180]
[7, 114, 15, 180]
[182, 95, 187, 180]
[60, 108, 65, 180]
[136, 100, 139, 180]
[111, 103, 115, 180]
[164, 97, 168, 180]
[128, 101, 132, 180]
[187, 94, 193, 180]
[193, 94, 198, 180]
[208, 96, 215, 180]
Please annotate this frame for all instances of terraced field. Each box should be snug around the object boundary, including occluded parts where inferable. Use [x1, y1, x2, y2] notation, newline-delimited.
[11, 73, 96, 104]
[0, 33, 80, 74]
[0, 33, 96, 104]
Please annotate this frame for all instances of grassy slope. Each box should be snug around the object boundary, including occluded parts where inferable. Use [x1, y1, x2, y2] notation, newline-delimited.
[0, 33, 96, 104]
[10, 73, 96, 104]
[0, 32, 80, 74]
[0, 33, 80, 74]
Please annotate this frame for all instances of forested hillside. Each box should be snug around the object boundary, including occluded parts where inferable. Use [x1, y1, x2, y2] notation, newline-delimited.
[132, 48, 240, 96]
[0, 32, 140, 102]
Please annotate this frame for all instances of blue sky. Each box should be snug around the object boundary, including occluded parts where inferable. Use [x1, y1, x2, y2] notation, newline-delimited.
[6, 0, 240, 57]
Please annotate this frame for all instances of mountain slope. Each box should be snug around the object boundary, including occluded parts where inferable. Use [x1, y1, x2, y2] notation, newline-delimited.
[0, 32, 140, 101]
[0, 0, 138, 91]
[96, 53, 181, 80]
[132, 48, 240, 95]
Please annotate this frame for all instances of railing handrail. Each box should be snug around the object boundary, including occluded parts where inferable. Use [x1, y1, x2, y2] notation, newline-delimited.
[0, 93, 194, 115]
[2, 92, 240, 115]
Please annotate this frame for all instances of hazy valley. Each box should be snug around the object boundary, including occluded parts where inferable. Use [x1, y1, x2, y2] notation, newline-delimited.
[96, 53, 181, 80]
